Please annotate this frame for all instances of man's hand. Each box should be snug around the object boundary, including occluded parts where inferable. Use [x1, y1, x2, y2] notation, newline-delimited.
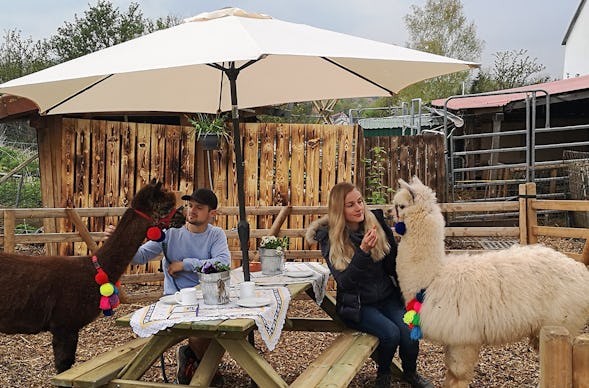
[105, 224, 116, 237]
[168, 261, 184, 276]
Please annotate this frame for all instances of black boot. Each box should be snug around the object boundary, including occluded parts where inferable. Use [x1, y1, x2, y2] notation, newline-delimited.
[402, 371, 434, 388]
[374, 373, 391, 388]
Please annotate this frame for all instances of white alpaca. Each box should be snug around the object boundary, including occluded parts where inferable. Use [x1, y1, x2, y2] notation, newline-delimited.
[392, 176, 589, 388]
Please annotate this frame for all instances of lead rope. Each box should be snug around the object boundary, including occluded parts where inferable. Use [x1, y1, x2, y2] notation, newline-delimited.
[159, 241, 180, 383]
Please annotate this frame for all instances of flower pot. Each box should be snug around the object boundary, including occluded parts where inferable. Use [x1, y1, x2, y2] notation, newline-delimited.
[249, 261, 262, 272]
[258, 248, 284, 275]
[199, 133, 221, 150]
[198, 270, 230, 304]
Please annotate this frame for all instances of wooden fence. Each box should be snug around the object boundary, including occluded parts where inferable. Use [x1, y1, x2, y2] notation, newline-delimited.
[39, 118, 446, 256]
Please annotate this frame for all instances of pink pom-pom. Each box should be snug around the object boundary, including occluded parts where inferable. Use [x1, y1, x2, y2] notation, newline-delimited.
[413, 301, 422, 313]
[99, 295, 111, 310]
[146, 226, 162, 241]
[95, 269, 109, 285]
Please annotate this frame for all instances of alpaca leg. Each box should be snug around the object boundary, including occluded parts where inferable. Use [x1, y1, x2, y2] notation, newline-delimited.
[443, 344, 480, 388]
[51, 328, 79, 373]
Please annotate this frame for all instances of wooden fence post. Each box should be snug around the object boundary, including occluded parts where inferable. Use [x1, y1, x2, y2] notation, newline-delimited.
[526, 182, 538, 245]
[3, 210, 15, 253]
[518, 183, 528, 245]
[573, 334, 589, 388]
[540, 326, 572, 388]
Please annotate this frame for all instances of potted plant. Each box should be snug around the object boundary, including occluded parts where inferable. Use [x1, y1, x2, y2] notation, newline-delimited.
[258, 236, 289, 275]
[188, 113, 230, 150]
[196, 261, 231, 304]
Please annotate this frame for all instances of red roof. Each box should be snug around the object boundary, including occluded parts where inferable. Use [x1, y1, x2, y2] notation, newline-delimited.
[431, 74, 589, 110]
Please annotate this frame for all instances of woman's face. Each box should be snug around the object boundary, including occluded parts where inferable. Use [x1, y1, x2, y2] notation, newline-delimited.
[343, 188, 365, 226]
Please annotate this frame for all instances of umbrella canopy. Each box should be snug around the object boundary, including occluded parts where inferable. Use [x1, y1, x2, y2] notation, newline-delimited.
[0, 7, 478, 280]
[0, 7, 477, 115]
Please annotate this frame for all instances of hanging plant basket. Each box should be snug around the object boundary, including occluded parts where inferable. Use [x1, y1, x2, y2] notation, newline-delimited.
[200, 133, 222, 150]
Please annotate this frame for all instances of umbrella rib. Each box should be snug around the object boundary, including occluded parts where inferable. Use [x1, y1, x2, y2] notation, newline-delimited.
[43, 74, 114, 115]
[321, 57, 395, 96]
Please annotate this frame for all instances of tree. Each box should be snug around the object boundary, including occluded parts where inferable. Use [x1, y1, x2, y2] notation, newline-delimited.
[400, 0, 483, 102]
[0, 29, 54, 83]
[471, 49, 551, 93]
[50, 0, 180, 62]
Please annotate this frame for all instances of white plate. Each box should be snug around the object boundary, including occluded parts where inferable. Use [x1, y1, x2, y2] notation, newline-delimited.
[285, 270, 313, 278]
[236, 297, 272, 308]
[159, 295, 178, 305]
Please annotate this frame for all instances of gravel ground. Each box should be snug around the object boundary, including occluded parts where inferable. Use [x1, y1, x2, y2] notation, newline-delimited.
[0, 237, 587, 387]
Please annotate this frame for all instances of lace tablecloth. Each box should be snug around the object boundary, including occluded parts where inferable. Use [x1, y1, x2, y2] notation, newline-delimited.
[129, 286, 291, 351]
[231, 261, 330, 305]
[130, 262, 329, 351]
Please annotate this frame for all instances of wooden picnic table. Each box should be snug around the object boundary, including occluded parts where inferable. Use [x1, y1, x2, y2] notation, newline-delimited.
[52, 274, 393, 387]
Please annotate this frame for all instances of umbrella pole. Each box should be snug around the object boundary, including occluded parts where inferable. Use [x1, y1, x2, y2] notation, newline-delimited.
[226, 63, 251, 282]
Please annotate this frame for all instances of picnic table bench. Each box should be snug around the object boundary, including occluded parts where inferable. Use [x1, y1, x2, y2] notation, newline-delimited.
[52, 278, 402, 387]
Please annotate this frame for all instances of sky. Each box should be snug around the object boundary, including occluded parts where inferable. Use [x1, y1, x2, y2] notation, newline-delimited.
[0, 0, 581, 79]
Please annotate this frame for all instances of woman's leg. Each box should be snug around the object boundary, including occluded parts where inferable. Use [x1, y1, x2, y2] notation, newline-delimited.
[379, 299, 420, 374]
[344, 304, 400, 376]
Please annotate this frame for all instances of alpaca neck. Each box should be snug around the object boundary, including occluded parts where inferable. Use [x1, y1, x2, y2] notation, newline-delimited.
[93, 208, 151, 281]
[400, 211, 445, 296]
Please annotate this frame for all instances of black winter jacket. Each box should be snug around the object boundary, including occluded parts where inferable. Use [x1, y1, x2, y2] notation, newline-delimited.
[306, 209, 403, 310]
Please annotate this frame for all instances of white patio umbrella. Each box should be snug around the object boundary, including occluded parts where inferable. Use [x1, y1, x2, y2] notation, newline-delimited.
[0, 7, 478, 279]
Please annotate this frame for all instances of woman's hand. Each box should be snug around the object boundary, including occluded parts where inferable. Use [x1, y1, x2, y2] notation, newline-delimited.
[360, 225, 377, 253]
[105, 224, 116, 237]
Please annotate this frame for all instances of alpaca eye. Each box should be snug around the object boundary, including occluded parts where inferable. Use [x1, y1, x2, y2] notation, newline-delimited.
[399, 205, 405, 209]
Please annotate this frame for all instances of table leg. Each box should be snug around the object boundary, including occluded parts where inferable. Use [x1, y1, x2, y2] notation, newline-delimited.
[189, 339, 225, 386]
[216, 337, 288, 388]
[118, 334, 184, 380]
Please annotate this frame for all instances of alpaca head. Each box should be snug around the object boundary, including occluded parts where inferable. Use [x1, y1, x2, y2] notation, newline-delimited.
[392, 176, 442, 232]
[130, 179, 178, 225]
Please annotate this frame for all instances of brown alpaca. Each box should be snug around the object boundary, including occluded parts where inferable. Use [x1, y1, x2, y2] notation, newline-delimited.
[0, 180, 177, 373]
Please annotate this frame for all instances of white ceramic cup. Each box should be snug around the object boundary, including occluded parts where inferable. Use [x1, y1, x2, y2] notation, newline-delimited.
[175, 287, 199, 305]
[239, 281, 255, 300]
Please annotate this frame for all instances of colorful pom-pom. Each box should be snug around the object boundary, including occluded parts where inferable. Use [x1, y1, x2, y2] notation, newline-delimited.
[416, 289, 426, 302]
[94, 268, 109, 285]
[394, 222, 406, 235]
[102, 309, 113, 316]
[100, 282, 115, 297]
[109, 294, 120, 308]
[99, 295, 111, 310]
[410, 326, 422, 341]
[413, 301, 422, 313]
[403, 310, 416, 325]
[146, 226, 163, 241]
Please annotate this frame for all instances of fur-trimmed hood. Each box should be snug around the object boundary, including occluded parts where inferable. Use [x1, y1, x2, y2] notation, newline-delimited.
[305, 215, 329, 245]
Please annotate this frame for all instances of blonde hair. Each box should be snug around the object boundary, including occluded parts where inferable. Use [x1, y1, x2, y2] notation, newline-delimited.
[327, 182, 390, 271]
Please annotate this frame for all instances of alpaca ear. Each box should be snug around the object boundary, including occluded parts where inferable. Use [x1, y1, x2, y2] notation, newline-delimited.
[411, 176, 423, 186]
[398, 178, 410, 190]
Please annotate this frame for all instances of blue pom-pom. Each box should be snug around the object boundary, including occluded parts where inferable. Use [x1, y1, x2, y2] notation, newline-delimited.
[102, 309, 113, 316]
[156, 230, 165, 242]
[394, 222, 406, 235]
[410, 326, 422, 341]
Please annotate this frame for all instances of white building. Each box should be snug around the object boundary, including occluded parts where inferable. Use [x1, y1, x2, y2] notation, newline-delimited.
[562, 0, 589, 79]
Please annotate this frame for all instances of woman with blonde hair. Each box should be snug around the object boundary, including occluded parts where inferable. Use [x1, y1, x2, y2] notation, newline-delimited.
[306, 182, 432, 388]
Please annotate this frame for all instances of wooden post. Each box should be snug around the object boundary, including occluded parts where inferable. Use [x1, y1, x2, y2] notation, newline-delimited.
[3, 210, 15, 253]
[65, 208, 99, 252]
[269, 206, 292, 236]
[526, 182, 538, 245]
[518, 183, 528, 245]
[540, 326, 572, 388]
[573, 334, 589, 388]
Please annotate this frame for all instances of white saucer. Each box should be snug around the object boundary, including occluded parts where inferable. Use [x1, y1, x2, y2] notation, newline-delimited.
[159, 295, 178, 305]
[236, 297, 272, 308]
[285, 270, 313, 278]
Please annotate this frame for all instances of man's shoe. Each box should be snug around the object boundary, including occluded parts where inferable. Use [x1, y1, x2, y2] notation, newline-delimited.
[403, 371, 434, 388]
[374, 373, 391, 388]
[211, 370, 224, 387]
[176, 345, 198, 384]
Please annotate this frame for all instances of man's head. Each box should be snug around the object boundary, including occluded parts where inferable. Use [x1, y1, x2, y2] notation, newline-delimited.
[182, 188, 218, 228]
[182, 188, 218, 210]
